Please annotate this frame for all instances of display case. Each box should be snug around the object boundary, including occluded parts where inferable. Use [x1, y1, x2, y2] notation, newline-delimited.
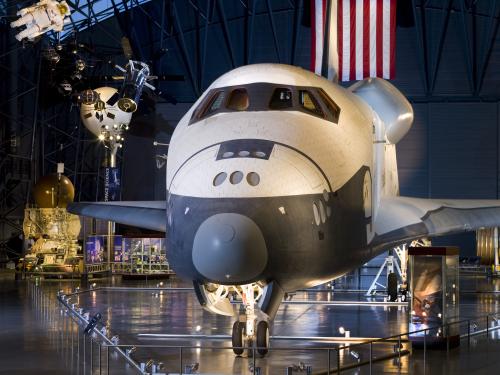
[408, 246, 460, 348]
[113, 237, 171, 276]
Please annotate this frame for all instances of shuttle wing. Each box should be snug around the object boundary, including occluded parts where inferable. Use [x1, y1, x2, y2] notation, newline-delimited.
[373, 196, 500, 249]
[67, 201, 167, 232]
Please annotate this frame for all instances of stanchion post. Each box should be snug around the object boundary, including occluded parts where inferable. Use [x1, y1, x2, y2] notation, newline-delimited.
[423, 329, 427, 375]
[337, 347, 341, 374]
[327, 348, 330, 375]
[83, 334, 86, 374]
[369, 342, 373, 374]
[398, 336, 401, 366]
[90, 338, 93, 372]
[468, 320, 471, 347]
[487, 315, 489, 337]
[253, 347, 257, 375]
[446, 324, 450, 353]
[179, 347, 183, 375]
[107, 346, 110, 375]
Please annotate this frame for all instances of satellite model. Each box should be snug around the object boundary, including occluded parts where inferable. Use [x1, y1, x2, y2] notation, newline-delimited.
[10, 0, 71, 41]
[79, 60, 155, 150]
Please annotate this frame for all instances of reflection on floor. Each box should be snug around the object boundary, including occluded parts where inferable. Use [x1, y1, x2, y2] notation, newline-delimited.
[1, 270, 500, 374]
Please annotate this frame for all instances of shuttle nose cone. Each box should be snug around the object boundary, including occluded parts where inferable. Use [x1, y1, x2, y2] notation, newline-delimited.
[192, 213, 267, 283]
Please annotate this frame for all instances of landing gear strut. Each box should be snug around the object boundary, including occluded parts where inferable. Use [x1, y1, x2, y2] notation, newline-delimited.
[231, 283, 271, 356]
[193, 280, 283, 357]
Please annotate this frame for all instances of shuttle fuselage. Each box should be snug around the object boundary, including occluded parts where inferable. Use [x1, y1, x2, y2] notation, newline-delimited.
[166, 65, 386, 292]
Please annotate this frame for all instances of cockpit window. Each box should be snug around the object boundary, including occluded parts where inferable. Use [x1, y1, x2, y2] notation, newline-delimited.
[317, 89, 341, 123]
[207, 91, 225, 114]
[299, 90, 324, 117]
[192, 90, 225, 121]
[189, 83, 341, 125]
[269, 88, 292, 109]
[227, 88, 249, 111]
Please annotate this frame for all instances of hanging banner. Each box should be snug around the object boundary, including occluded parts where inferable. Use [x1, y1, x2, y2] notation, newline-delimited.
[103, 167, 121, 202]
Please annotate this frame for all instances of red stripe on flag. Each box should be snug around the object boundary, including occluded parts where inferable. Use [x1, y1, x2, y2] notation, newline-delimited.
[338, 0, 343, 80]
[363, 0, 370, 78]
[350, 0, 356, 81]
[310, 0, 316, 72]
[376, 0, 383, 77]
[390, 0, 396, 78]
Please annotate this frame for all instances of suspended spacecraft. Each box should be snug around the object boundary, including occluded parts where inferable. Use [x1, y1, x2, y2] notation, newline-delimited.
[10, 0, 71, 41]
[79, 60, 155, 147]
[113, 60, 157, 113]
[79, 87, 131, 147]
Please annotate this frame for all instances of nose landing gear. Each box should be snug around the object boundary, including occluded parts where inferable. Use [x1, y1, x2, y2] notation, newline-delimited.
[231, 283, 271, 356]
[193, 280, 284, 357]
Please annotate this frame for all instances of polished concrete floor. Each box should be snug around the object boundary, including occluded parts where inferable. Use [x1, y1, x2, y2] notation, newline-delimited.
[1, 271, 500, 374]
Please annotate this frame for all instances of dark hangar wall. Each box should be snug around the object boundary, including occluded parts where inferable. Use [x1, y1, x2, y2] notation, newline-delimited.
[78, 1, 500, 255]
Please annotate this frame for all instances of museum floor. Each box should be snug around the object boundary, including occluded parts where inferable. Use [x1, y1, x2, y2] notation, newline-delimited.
[1, 270, 500, 374]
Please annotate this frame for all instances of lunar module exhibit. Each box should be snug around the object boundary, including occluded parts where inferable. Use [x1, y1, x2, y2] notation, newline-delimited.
[20, 165, 83, 275]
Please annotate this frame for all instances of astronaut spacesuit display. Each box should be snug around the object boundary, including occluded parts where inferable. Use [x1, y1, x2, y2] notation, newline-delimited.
[10, 0, 71, 41]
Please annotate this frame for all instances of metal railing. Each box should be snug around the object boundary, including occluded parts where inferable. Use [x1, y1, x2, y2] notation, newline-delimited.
[46, 284, 500, 375]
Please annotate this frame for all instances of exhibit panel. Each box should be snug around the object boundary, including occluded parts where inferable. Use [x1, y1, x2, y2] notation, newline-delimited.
[408, 246, 460, 348]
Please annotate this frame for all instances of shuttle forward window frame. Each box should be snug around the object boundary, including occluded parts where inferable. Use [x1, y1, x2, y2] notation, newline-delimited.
[191, 90, 225, 123]
[188, 82, 341, 125]
[317, 89, 341, 123]
[299, 90, 324, 118]
[269, 88, 293, 110]
[227, 88, 249, 111]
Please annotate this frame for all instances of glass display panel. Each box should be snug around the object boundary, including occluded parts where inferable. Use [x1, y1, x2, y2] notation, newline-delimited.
[85, 235, 105, 264]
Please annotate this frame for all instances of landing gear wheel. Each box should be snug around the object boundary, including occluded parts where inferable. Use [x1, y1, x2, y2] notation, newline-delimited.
[232, 321, 245, 355]
[256, 321, 270, 356]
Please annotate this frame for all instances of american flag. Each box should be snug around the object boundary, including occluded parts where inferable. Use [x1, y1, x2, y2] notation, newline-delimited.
[311, 0, 397, 82]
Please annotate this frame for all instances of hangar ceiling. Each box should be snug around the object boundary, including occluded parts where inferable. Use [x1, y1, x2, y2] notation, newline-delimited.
[1, 0, 500, 257]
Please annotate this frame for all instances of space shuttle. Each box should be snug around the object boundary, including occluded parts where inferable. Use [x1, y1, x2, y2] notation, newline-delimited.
[69, 64, 500, 356]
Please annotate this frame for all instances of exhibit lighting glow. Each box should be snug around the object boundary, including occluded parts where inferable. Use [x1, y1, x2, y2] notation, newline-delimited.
[98, 134, 105, 141]
[113, 124, 118, 129]
[105, 125, 109, 130]
[438, 313, 442, 318]
[116, 135, 120, 140]
[196, 325, 201, 332]
[338, 326, 345, 335]
[411, 310, 415, 315]
[422, 311, 427, 317]
[109, 136, 113, 140]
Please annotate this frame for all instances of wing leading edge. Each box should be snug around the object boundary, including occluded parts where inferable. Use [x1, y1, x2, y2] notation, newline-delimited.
[67, 201, 167, 232]
[373, 196, 500, 249]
